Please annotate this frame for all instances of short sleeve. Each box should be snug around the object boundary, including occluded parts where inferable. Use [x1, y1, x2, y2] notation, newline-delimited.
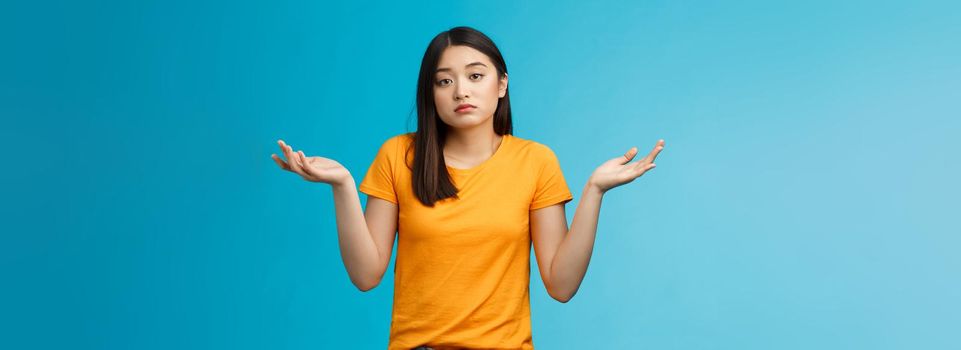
[530, 145, 574, 210]
[358, 136, 399, 204]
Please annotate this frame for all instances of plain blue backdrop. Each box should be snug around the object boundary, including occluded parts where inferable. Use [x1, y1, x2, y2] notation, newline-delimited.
[2, 0, 959, 349]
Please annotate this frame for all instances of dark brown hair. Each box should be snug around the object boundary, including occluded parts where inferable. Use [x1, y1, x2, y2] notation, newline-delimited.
[407, 26, 513, 207]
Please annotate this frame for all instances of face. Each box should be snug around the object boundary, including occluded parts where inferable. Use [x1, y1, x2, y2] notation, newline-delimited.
[432, 45, 508, 131]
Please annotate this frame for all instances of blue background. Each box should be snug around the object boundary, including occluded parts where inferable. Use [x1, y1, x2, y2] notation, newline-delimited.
[2, 0, 959, 349]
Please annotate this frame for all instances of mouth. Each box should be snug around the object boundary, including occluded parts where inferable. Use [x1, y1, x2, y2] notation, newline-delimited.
[455, 104, 476, 113]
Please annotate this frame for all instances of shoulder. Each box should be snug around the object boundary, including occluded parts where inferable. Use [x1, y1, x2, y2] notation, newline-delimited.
[375, 133, 416, 170]
[374, 132, 415, 155]
[381, 132, 414, 148]
[508, 134, 559, 160]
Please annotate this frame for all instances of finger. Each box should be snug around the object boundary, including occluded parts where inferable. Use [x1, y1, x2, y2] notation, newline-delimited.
[297, 151, 316, 180]
[292, 152, 310, 180]
[280, 140, 299, 166]
[271, 153, 290, 170]
[285, 144, 299, 168]
[287, 148, 305, 174]
[642, 140, 664, 164]
[620, 147, 638, 164]
[298, 151, 316, 176]
[278, 140, 309, 176]
[278, 140, 289, 159]
[644, 161, 658, 172]
[632, 161, 657, 176]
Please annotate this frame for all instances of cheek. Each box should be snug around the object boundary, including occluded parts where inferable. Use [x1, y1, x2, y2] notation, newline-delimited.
[433, 90, 448, 107]
[432, 92, 452, 120]
[482, 81, 501, 106]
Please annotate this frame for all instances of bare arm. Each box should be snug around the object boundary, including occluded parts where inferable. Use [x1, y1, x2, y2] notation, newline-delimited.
[530, 183, 602, 303]
[331, 179, 397, 291]
[272, 139, 397, 292]
[531, 139, 664, 302]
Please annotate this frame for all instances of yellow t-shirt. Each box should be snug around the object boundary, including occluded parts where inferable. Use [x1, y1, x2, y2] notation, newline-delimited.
[358, 133, 574, 350]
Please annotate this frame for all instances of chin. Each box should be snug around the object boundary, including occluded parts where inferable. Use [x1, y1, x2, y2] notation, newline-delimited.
[440, 114, 489, 129]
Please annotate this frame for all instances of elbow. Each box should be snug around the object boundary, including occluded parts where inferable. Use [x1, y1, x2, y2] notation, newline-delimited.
[545, 277, 578, 303]
[548, 288, 575, 303]
[354, 280, 379, 292]
[351, 276, 382, 292]
[347, 261, 388, 292]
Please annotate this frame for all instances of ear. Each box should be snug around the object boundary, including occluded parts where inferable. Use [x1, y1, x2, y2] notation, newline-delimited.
[498, 73, 508, 98]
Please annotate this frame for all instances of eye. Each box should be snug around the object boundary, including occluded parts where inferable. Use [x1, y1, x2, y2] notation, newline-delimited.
[436, 78, 452, 86]
[470, 73, 484, 80]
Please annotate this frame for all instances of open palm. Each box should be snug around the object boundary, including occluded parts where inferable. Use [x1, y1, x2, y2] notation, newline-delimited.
[271, 140, 351, 185]
[590, 139, 665, 193]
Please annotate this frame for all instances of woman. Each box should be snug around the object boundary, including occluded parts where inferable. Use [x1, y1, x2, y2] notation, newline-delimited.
[271, 26, 664, 350]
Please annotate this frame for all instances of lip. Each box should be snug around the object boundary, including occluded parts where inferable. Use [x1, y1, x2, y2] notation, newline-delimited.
[455, 104, 476, 113]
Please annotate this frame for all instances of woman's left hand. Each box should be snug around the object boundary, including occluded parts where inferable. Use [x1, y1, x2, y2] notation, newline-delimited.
[588, 139, 665, 194]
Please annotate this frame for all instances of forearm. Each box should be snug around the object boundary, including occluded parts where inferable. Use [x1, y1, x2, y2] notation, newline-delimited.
[331, 177, 383, 290]
[549, 181, 605, 301]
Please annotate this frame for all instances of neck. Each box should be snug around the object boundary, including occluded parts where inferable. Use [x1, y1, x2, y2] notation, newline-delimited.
[444, 117, 503, 160]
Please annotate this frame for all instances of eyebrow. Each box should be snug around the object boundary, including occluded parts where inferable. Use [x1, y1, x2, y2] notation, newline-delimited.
[435, 62, 488, 74]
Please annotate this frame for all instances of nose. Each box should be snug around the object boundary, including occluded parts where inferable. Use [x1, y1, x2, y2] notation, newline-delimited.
[454, 82, 469, 100]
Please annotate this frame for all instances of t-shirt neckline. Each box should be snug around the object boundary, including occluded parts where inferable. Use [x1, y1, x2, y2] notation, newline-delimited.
[446, 134, 511, 175]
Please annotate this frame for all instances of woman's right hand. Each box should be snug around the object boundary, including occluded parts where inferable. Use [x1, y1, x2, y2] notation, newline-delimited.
[271, 139, 352, 186]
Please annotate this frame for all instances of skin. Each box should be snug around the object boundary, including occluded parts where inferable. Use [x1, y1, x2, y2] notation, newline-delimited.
[432, 45, 508, 169]
[270, 45, 666, 302]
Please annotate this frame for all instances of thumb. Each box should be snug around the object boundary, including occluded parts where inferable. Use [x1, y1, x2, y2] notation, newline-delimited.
[616, 147, 638, 165]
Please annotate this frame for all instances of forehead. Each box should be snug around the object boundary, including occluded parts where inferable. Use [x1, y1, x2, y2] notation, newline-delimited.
[436, 45, 493, 72]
